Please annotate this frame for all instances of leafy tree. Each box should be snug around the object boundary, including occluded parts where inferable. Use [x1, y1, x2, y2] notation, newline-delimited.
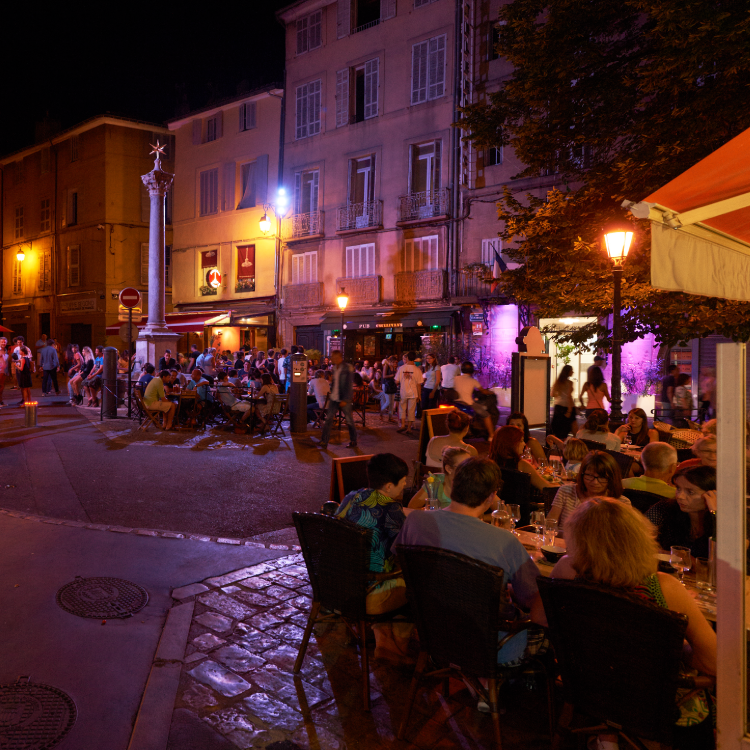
[459, 0, 750, 349]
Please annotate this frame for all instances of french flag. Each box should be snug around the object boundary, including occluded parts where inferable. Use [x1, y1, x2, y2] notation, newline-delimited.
[490, 249, 507, 292]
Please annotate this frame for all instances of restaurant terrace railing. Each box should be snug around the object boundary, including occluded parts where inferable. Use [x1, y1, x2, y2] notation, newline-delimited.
[397, 189, 450, 222]
[284, 210, 324, 240]
[336, 201, 383, 232]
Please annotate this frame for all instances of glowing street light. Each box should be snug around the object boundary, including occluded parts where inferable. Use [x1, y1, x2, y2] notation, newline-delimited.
[16, 248, 25, 261]
[337, 288, 349, 358]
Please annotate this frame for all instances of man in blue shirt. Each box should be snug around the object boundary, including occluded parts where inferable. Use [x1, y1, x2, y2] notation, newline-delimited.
[40, 339, 60, 396]
[83, 346, 105, 406]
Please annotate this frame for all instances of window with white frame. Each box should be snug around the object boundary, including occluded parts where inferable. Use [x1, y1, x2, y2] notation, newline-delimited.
[239, 102, 256, 131]
[291, 251, 318, 284]
[206, 116, 218, 142]
[297, 10, 322, 54]
[403, 235, 439, 272]
[67, 245, 81, 287]
[411, 34, 447, 104]
[345, 243, 375, 278]
[199, 168, 219, 216]
[71, 135, 80, 162]
[294, 170, 320, 214]
[38, 251, 51, 291]
[487, 146, 502, 166]
[12, 259, 22, 294]
[295, 79, 322, 139]
[409, 141, 441, 194]
[482, 238, 520, 270]
[40, 199, 51, 232]
[14, 207, 23, 240]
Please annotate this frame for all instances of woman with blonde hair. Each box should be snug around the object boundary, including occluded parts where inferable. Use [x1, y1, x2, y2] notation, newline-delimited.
[68, 346, 94, 405]
[409, 446, 472, 509]
[550, 499, 716, 748]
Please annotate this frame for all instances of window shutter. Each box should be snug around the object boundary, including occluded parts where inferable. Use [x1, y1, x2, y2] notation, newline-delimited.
[411, 42, 428, 104]
[311, 171, 320, 213]
[67, 191, 78, 226]
[294, 172, 302, 213]
[364, 59, 379, 120]
[141, 243, 150, 286]
[223, 163, 236, 211]
[308, 79, 321, 136]
[310, 11, 322, 48]
[427, 236, 438, 270]
[346, 246, 354, 278]
[13, 259, 22, 294]
[296, 84, 307, 139]
[192, 120, 202, 145]
[365, 243, 375, 275]
[255, 154, 269, 207]
[239, 103, 245, 130]
[433, 140, 442, 191]
[336, 69, 350, 127]
[292, 254, 300, 284]
[403, 239, 413, 272]
[381, 0, 396, 20]
[215, 110, 223, 139]
[68, 245, 81, 287]
[297, 17, 308, 54]
[141, 183, 150, 222]
[240, 101, 256, 130]
[337, 0, 350, 38]
[428, 35, 446, 100]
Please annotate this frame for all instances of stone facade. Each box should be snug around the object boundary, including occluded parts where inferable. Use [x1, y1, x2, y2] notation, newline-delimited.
[394, 270, 445, 304]
[334, 276, 380, 305]
[283, 282, 325, 309]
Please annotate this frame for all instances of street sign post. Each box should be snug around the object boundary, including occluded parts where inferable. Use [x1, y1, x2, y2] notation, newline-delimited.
[119, 288, 141, 419]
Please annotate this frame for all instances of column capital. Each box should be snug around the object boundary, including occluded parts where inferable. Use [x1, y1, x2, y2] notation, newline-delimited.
[141, 162, 174, 198]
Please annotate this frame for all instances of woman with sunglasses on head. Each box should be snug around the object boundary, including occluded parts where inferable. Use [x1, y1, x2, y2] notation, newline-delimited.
[547, 450, 630, 528]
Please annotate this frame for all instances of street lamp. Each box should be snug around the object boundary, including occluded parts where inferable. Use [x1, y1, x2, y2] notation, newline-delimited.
[602, 219, 634, 427]
[16, 248, 25, 261]
[337, 287, 349, 358]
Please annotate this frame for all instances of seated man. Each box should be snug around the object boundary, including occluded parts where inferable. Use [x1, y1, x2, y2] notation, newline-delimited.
[169, 368, 188, 389]
[138, 363, 155, 388]
[216, 371, 253, 426]
[622, 442, 678, 499]
[158, 349, 176, 371]
[142, 369, 177, 429]
[307, 369, 330, 422]
[186, 368, 214, 403]
[396, 457, 545, 665]
[227, 369, 242, 387]
[336, 453, 413, 662]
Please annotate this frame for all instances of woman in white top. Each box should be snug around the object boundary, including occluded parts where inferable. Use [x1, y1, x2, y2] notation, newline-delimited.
[576, 409, 622, 451]
[424, 410, 478, 469]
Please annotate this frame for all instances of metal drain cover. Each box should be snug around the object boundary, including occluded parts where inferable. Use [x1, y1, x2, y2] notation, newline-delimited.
[55, 576, 148, 619]
[0, 680, 76, 749]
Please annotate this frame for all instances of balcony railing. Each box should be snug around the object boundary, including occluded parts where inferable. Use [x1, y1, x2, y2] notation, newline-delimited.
[454, 267, 503, 299]
[398, 188, 451, 222]
[283, 282, 325, 309]
[336, 200, 383, 232]
[284, 210, 324, 240]
[335, 276, 381, 305]
[395, 269, 446, 303]
[352, 18, 380, 34]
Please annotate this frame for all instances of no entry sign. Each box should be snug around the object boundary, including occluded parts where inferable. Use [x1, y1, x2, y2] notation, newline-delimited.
[119, 288, 141, 308]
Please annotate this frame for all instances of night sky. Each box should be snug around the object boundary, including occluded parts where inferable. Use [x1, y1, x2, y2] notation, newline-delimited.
[0, 1, 290, 157]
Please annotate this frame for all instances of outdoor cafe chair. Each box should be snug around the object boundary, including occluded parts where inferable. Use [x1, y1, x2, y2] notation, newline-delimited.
[621, 488, 665, 515]
[132, 388, 165, 432]
[537, 576, 715, 749]
[292, 512, 409, 710]
[603, 448, 634, 478]
[259, 393, 288, 438]
[396, 544, 554, 749]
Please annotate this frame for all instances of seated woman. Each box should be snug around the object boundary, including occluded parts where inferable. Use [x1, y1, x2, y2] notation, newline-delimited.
[506, 412, 547, 463]
[562, 437, 588, 476]
[577, 409, 622, 451]
[614, 407, 658, 447]
[409, 447, 472, 509]
[550, 499, 716, 749]
[677, 435, 717, 471]
[547, 451, 630, 528]
[647, 465, 716, 558]
[255, 373, 280, 429]
[488, 425, 555, 491]
[424, 410, 478, 469]
[336, 453, 413, 662]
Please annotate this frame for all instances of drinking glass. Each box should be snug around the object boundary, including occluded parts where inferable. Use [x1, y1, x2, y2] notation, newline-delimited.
[670, 546, 691, 585]
[623, 430, 632, 447]
[530, 510, 546, 547]
[694, 557, 714, 595]
[550, 458, 563, 479]
[507, 504, 521, 533]
[544, 518, 558, 546]
[424, 478, 439, 510]
[491, 509, 513, 530]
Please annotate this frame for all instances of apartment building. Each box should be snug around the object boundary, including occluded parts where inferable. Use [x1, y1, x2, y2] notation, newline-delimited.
[167, 87, 283, 354]
[0, 116, 173, 352]
[274, 0, 562, 361]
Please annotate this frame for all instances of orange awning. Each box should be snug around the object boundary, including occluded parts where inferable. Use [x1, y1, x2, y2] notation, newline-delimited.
[106, 311, 229, 336]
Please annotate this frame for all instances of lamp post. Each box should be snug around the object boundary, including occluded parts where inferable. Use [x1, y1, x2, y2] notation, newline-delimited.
[602, 220, 634, 428]
[337, 288, 349, 359]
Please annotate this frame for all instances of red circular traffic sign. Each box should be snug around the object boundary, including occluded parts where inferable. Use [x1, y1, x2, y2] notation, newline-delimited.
[119, 287, 141, 308]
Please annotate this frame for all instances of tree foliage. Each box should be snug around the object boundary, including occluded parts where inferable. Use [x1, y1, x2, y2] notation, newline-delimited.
[459, 0, 750, 349]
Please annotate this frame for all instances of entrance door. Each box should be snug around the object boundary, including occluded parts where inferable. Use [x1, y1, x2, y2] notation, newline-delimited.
[296, 326, 324, 359]
[70, 323, 92, 349]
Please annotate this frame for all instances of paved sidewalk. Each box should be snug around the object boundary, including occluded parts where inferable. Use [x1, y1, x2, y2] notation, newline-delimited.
[168, 557, 556, 750]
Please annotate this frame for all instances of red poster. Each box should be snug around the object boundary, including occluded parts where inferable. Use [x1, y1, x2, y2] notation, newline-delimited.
[201, 249, 218, 268]
[236, 244, 256, 292]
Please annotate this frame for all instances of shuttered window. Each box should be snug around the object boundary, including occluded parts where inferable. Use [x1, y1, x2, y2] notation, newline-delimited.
[292, 251, 318, 284]
[345, 243, 375, 278]
[38, 251, 51, 291]
[364, 58, 379, 119]
[295, 80, 322, 139]
[12, 259, 22, 294]
[380, 0, 396, 19]
[239, 102, 256, 131]
[402, 235, 439, 272]
[199, 169, 219, 216]
[40, 199, 51, 232]
[141, 243, 149, 286]
[14, 207, 23, 239]
[411, 34, 447, 104]
[337, 0, 350, 38]
[294, 170, 320, 214]
[67, 245, 81, 287]
[336, 69, 350, 127]
[297, 10, 322, 54]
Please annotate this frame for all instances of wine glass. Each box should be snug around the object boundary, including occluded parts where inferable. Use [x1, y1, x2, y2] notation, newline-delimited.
[544, 518, 558, 547]
[670, 546, 691, 586]
[507, 504, 521, 533]
[530, 510, 546, 547]
[491, 508, 513, 530]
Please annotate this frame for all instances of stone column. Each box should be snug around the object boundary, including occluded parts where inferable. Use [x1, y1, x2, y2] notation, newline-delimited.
[135, 154, 179, 369]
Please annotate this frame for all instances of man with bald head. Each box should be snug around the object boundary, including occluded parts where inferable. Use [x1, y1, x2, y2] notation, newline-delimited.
[622, 442, 678, 499]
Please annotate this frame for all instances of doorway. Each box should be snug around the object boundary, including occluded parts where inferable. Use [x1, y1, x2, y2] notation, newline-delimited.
[39, 313, 51, 338]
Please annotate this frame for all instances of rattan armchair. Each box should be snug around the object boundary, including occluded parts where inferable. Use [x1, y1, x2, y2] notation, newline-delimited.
[622, 488, 666, 515]
[292, 512, 409, 710]
[538, 577, 714, 749]
[396, 544, 554, 749]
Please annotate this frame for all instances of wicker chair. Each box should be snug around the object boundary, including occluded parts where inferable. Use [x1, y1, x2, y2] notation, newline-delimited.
[292, 512, 408, 710]
[622, 488, 666, 515]
[497, 468, 533, 526]
[538, 577, 714, 749]
[604, 448, 634, 478]
[581, 438, 605, 452]
[396, 544, 554, 749]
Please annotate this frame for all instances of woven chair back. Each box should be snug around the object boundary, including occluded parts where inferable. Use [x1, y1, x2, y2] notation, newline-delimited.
[621, 489, 665, 515]
[269, 393, 286, 416]
[397, 544, 506, 678]
[538, 577, 687, 745]
[293, 512, 371, 621]
[582, 438, 605, 452]
[603, 449, 633, 478]
[497, 468, 533, 525]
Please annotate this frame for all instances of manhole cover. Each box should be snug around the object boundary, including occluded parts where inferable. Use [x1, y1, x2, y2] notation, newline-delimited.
[55, 576, 148, 619]
[0, 680, 76, 750]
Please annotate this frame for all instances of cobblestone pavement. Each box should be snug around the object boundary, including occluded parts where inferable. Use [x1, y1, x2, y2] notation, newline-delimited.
[169, 554, 556, 750]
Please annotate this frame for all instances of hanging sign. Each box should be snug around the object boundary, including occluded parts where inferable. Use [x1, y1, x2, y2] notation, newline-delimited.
[207, 269, 222, 288]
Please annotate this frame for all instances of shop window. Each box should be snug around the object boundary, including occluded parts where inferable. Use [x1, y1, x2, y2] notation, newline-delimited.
[200, 249, 219, 296]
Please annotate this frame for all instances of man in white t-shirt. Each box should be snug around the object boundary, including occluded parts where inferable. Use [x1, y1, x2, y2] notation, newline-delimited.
[440, 356, 461, 391]
[453, 361, 494, 438]
[395, 351, 423, 435]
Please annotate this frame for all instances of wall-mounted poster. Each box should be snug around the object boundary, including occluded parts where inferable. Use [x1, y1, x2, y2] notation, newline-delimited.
[364, 335, 377, 357]
[236, 244, 255, 293]
[201, 249, 218, 268]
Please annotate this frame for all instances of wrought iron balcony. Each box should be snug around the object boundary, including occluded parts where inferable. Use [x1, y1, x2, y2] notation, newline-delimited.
[284, 210, 324, 240]
[336, 201, 383, 232]
[454, 267, 502, 299]
[397, 189, 450, 223]
[395, 270, 446, 303]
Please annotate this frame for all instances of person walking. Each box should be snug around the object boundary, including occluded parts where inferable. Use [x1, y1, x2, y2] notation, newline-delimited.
[421, 352, 442, 412]
[660, 364, 679, 424]
[40, 338, 60, 396]
[381, 355, 398, 423]
[318, 349, 357, 449]
[550, 364, 576, 439]
[579, 365, 610, 417]
[395, 351, 423, 435]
